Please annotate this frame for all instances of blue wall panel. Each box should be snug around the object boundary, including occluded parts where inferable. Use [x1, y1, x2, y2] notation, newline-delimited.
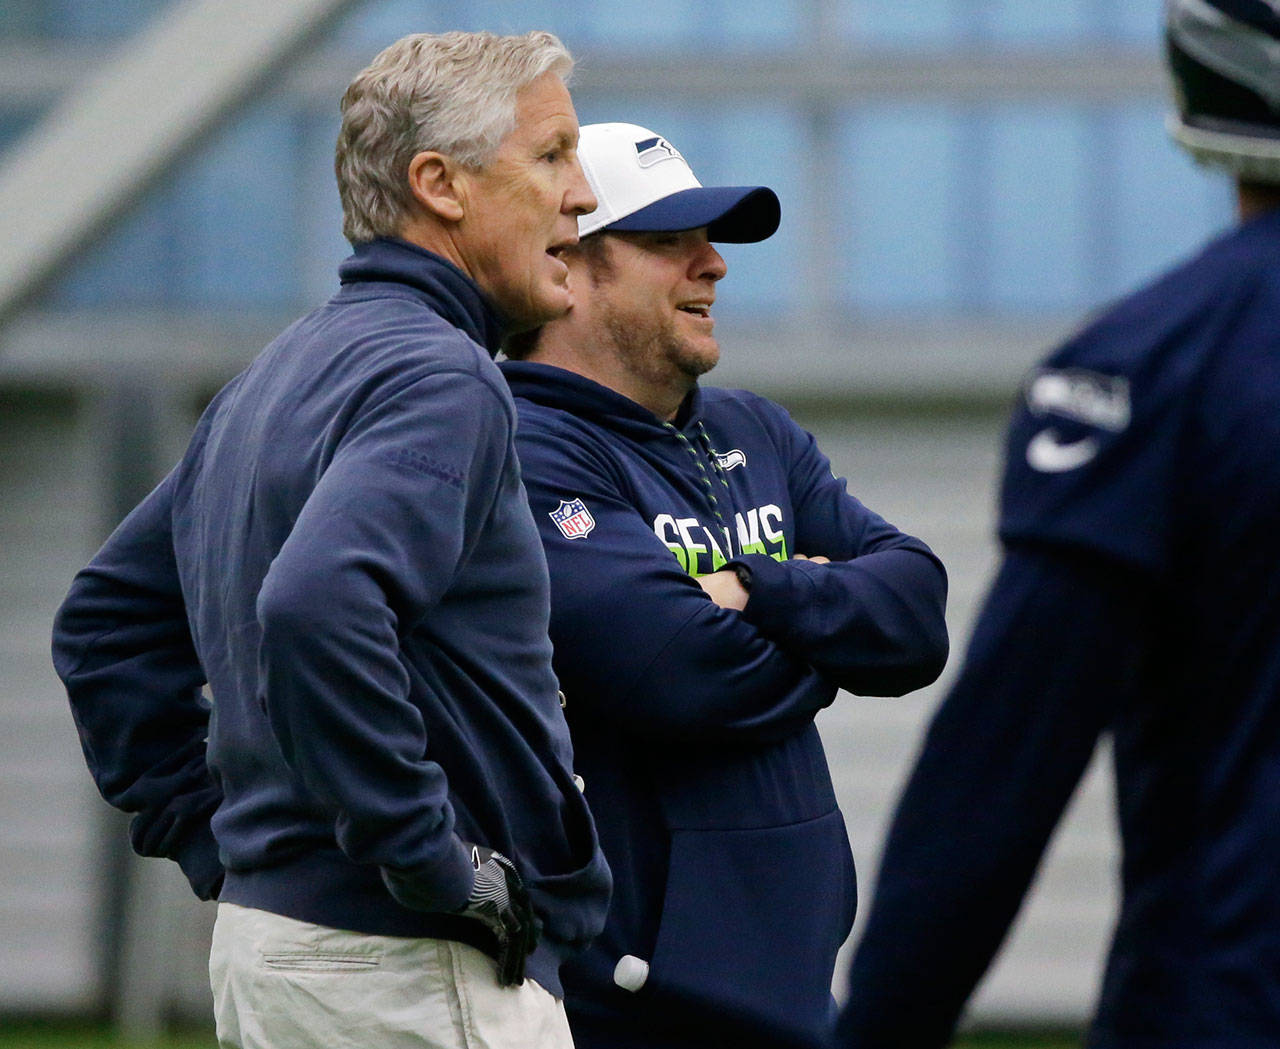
[969, 2, 1092, 44]
[53, 181, 180, 308]
[841, 104, 965, 313]
[983, 106, 1093, 312]
[838, 0, 965, 48]
[1111, 102, 1233, 295]
[14, 0, 1237, 321]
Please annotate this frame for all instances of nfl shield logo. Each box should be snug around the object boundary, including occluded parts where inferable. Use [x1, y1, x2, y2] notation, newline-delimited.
[550, 498, 595, 540]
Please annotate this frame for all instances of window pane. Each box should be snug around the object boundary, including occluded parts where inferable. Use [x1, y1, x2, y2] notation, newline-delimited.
[1108, 0, 1164, 44]
[443, 0, 592, 38]
[331, 0, 577, 47]
[295, 111, 351, 306]
[331, 0, 801, 55]
[169, 105, 299, 308]
[46, 0, 172, 39]
[52, 181, 179, 307]
[839, 0, 966, 47]
[1111, 102, 1234, 294]
[0, 0, 51, 37]
[984, 106, 1093, 312]
[840, 104, 964, 313]
[478, 0, 803, 48]
[841, 0, 1162, 47]
[328, 0, 440, 48]
[0, 110, 39, 155]
[971, 1, 1092, 44]
[53, 104, 301, 308]
[571, 0, 698, 48]
[696, 109, 801, 315]
[701, 0, 801, 47]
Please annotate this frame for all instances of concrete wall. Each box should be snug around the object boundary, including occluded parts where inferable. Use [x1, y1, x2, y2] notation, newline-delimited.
[1, 391, 106, 1011]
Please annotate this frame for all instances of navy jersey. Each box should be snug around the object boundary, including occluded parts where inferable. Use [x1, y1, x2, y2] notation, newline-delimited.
[503, 361, 947, 1049]
[839, 207, 1280, 1048]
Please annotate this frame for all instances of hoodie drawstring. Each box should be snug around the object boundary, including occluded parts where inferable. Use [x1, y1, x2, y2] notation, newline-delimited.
[663, 420, 739, 558]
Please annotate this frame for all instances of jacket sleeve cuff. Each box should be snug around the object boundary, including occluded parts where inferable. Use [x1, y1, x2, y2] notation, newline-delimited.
[726, 554, 813, 642]
[727, 552, 793, 626]
[170, 821, 225, 901]
[379, 837, 476, 914]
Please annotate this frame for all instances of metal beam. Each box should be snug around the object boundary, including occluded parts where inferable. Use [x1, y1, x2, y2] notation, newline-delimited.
[0, 0, 362, 329]
[0, 40, 1167, 110]
[570, 48, 1166, 103]
[0, 41, 102, 106]
[0, 308, 1070, 401]
[296, 46, 1167, 106]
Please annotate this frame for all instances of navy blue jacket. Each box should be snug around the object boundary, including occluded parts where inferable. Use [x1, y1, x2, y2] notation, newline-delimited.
[502, 362, 948, 1048]
[838, 206, 1280, 1047]
[52, 239, 610, 995]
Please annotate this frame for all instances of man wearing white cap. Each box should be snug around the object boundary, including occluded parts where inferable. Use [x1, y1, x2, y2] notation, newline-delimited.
[500, 123, 949, 1049]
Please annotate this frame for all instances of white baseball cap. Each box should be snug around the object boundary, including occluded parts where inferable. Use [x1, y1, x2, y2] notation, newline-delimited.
[575, 122, 780, 243]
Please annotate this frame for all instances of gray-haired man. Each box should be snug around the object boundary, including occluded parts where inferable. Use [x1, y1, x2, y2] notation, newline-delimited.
[52, 31, 610, 1049]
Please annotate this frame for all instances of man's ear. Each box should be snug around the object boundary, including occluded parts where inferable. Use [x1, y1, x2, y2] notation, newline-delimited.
[407, 151, 465, 223]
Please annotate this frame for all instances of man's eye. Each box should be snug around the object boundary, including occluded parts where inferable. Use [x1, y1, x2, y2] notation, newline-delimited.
[541, 150, 561, 163]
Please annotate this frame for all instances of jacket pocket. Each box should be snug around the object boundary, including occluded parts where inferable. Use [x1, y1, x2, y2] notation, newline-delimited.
[260, 952, 381, 973]
[647, 810, 856, 1040]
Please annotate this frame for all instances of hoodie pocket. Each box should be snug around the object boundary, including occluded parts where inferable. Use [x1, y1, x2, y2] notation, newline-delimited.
[647, 810, 855, 1038]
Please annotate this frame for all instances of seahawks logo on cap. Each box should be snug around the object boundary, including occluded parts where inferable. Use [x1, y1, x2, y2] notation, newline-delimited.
[635, 136, 684, 169]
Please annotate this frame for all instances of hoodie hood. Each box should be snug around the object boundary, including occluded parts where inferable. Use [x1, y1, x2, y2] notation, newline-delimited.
[502, 361, 742, 547]
[500, 360, 706, 440]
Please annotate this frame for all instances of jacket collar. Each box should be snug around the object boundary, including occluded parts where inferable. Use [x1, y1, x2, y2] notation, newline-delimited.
[338, 237, 506, 356]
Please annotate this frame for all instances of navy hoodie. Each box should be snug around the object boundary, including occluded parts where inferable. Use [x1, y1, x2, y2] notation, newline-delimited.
[52, 239, 610, 995]
[502, 361, 948, 1048]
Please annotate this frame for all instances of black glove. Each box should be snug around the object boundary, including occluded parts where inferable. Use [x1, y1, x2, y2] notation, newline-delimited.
[458, 844, 540, 986]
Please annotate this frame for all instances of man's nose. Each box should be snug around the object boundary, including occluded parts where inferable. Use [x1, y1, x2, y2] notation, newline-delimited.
[564, 153, 597, 217]
[696, 242, 727, 282]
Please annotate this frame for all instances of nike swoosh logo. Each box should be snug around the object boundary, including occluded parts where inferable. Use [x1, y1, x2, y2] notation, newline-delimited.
[1026, 429, 1100, 473]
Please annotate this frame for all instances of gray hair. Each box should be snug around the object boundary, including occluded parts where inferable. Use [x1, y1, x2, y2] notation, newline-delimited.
[336, 30, 574, 245]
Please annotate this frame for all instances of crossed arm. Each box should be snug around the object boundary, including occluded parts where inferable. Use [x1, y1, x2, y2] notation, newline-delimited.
[514, 416, 948, 745]
[53, 471, 225, 899]
[695, 552, 830, 611]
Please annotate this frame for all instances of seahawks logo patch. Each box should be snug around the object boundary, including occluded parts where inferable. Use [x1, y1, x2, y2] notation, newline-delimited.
[714, 449, 746, 471]
[1025, 368, 1130, 431]
[1024, 368, 1129, 474]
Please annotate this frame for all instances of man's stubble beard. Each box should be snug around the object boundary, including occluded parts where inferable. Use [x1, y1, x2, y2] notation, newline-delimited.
[600, 300, 719, 388]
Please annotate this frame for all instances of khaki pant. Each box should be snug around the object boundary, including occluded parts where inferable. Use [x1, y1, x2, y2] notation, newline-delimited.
[210, 902, 573, 1049]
